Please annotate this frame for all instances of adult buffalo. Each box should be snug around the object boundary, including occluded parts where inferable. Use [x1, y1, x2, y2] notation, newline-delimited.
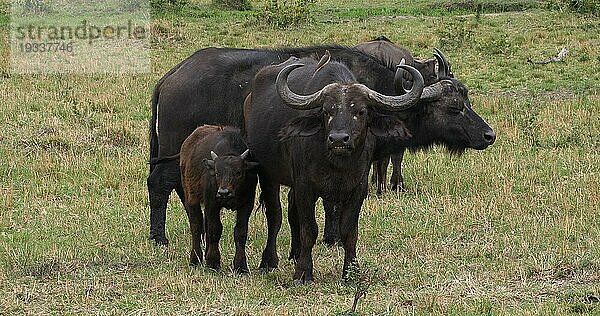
[245, 56, 424, 283]
[354, 36, 437, 194]
[147, 45, 420, 258]
[354, 36, 438, 87]
[321, 47, 497, 246]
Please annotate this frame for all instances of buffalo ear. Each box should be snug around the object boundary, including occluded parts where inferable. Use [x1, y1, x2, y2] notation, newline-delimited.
[279, 113, 322, 140]
[414, 59, 437, 85]
[369, 113, 412, 140]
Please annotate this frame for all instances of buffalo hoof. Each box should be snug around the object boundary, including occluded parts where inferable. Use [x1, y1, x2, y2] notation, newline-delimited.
[292, 278, 314, 286]
[323, 237, 342, 247]
[189, 251, 202, 267]
[205, 257, 221, 271]
[258, 266, 276, 274]
[292, 279, 306, 286]
[390, 181, 406, 193]
[259, 250, 279, 271]
[149, 234, 169, 246]
[233, 265, 250, 275]
[233, 257, 250, 274]
[288, 248, 300, 261]
[293, 267, 314, 284]
[322, 237, 336, 247]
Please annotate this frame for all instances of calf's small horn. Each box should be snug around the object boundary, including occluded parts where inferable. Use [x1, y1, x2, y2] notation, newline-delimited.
[210, 151, 218, 160]
[240, 149, 250, 159]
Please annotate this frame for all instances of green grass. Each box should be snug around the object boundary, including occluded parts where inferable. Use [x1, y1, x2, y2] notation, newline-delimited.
[1, 0, 600, 314]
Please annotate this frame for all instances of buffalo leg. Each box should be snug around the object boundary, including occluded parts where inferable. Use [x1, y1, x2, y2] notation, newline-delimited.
[147, 160, 180, 245]
[375, 156, 390, 195]
[292, 187, 318, 284]
[175, 181, 186, 205]
[204, 200, 222, 271]
[233, 177, 257, 274]
[184, 201, 203, 266]
[338, 184, 367, 279]
[233, 206, 252, 273]
[258, 177, 281, 271]
[390, 149, 406, 192]
[322, 199, 340, 247]
[370, 162, 378, 185]
[288, 189, 300, 260]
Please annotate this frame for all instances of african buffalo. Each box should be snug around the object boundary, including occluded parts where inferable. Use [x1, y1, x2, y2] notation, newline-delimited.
[179, 125, 259, 273]
[147, 44, 422, 264]
[355, 36, 438, 194]
[321, 48, 496, 246]
[354, 36, 438, 87]
[246, 55, 424, 283]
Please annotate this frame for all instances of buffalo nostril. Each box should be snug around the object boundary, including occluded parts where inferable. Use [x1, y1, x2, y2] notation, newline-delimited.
[328, 132, 350, 144]
[217, 188, 230, 197]
[484, 130, 496, 144]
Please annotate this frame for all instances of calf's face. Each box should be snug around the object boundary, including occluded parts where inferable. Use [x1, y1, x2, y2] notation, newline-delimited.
[204, 152, 258, 205]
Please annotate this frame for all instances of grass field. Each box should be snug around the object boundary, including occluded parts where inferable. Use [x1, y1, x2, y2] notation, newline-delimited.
[1, 0, 599, 314]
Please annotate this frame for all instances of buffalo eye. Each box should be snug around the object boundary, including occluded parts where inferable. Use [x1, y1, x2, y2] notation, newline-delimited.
[357, 108, 366, 116]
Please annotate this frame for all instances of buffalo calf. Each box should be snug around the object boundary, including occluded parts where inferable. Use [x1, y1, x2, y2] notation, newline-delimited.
[180, 125, 259, 273]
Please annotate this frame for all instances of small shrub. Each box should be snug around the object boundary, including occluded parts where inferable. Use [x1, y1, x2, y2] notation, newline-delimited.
[259, 0, 316, 27]
[212, 0, 251, 11]
[344, 261, 376, 314]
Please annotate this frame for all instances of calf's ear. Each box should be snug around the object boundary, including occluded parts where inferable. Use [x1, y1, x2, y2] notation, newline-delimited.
[279, 113, 322, 140]
[369, 113, 412, 140]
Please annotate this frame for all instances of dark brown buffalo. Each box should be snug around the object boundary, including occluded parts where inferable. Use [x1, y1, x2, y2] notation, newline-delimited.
[180, 125, 258, 273]
[246, 55, 424, 283]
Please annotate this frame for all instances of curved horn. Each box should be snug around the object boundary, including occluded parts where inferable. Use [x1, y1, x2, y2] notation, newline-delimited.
[433, 52, 447, 79]
[276, 63, 326, 110]
[210, 151, 218, 160]
[240, 149, 250, 160]
[358, 64, 424, 111]
[394, 58, 411, 92]
[433, 48, 452, 78]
